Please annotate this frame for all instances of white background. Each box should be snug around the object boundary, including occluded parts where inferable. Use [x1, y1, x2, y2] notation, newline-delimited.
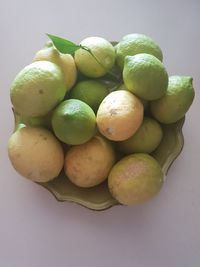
[0, 1, 200, 266]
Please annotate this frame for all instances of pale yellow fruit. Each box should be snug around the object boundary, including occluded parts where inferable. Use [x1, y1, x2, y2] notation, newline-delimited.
[74, 37, 115, 78]
[108, 153, 164, 205]
[96, 90, 144, 141]
[33, 42, 77, 91]
[64, 136, 116, 188]
[8, 127, 64, 182]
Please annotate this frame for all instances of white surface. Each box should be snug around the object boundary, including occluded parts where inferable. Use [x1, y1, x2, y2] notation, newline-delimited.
[0, 1, 200, 266]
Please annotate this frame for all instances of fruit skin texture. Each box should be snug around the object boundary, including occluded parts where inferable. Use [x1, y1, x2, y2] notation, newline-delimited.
[8, 127, 64, 183]
[33, 42, 77, 91]
[123, 54, 168, 100]
[116, 33, 163, 69]
[96, 90, 144, 141]
[150, 76, 195, 124]
[69, 79, 109, 112]
[74, 37, 115, 78]
[10, 61, 66, 117]
[51, 99, 96, 145]
[65, 136, 116, 188]
[117, 117, 163, 154]
[108, 153, 164, 205]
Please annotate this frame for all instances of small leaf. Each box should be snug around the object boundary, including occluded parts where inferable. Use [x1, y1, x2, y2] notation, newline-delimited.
[46, 33, 80, 54]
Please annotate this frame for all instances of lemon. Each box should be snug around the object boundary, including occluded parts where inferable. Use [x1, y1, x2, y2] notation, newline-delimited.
[10, 61, 66, 117]
[33, 42, 77, 91]
[123, 53, 168, 100]
[150, 76, 195, 124]
[51, 99, 96, 145]
[116, 33, 163, 69]
[96, 90, 144, 141]
[117, 117, 163, 154]
[69, 79, 109, 112]
[74, 37, 115, 78]
[108, 153, 164, 205]
[8, 127, 64, 182]
[64, 136, 116, 188]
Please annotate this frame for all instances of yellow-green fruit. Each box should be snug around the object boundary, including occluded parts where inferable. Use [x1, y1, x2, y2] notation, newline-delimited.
[10, 61, 66, 117]
[33, 42, 77, 91]
[96, 90, 144, 141]
[64, 136, 116, 188]
[123, 53, 168, 100]
[117, 117, 163, 154]
[52, 99, 96, 145]
[116, 33, 163, 69]
[74, 37, 115, 78]
[69, 80, 109, 112]
[150, 76, 195, 124]
[108, 153, 164, 205]
[8, 127, 64, 182]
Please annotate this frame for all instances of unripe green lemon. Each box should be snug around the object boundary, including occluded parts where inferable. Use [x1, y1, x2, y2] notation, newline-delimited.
[52, 99, 96, 145]
[123, 53, 168, 100]
[150, 76, 195, 124]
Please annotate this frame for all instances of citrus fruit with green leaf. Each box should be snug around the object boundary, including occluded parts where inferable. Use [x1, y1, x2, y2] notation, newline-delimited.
[74, 37, 115, 78]
[123, 53, 168, 100]
[69, 79, 109, 112]
[150, 76, 195, 124]
[116, 33, 163, 69]
[64, 136, 116, 188]
[10, 61, 66, 117]
[96, 90, 144, 141]
[108, 153, 164, 205]
[33, 42, 77, 91]
[52, 99, 96, 145]
[8, 127, 64, 182]
[117, 117, 163, 154]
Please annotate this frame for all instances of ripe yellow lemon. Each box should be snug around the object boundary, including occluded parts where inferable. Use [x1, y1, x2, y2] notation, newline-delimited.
[8, 127, 64, 182]
[33, 42, 77, 91]
[96, 90, 144, 141]
[108, 153, 164, 205]
[64, 136, 116, 188]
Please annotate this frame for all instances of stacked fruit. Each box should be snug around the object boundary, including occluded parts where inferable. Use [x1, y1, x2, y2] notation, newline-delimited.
[8, 33, 194, 205]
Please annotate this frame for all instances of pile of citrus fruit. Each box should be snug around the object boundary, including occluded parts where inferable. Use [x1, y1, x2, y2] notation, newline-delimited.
[8, 33, 195, 206]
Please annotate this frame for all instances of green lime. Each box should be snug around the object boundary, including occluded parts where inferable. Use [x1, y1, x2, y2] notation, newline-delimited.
[74, 37, 115, 78]
[123, 53, 168, 100]
[117, 117, 163, 154]
[116, 33, 163, 69]
[108, 153, 164, 205]
[51, 99, 96, 145]
[10, 61, 66, 117]
[150, 76, 195, 124]
[69, 80, 109, 112]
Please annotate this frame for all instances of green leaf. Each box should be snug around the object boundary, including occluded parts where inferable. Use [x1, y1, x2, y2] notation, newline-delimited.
[46, 33, 80, 54]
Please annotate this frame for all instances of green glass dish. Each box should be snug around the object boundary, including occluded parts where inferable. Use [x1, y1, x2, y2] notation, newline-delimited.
[14, 112, 185, 210]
